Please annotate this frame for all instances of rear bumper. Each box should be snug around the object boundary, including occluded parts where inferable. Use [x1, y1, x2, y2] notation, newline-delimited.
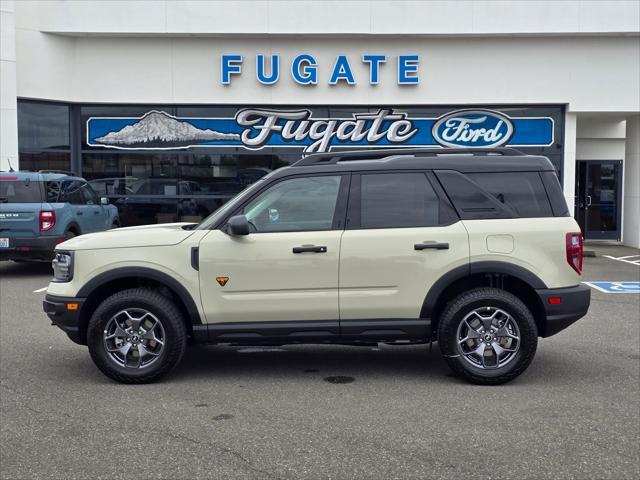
[536, 284, 591, 337]
[43, 294, 86, 345]
[0, 235, 61, 261]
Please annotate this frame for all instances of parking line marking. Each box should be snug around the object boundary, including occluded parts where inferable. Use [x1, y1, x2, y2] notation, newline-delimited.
[603, 255, 640, 266]
[583, 281, 640, 293]
[583, 282, 612, 293]
[33, 287, 48, 293]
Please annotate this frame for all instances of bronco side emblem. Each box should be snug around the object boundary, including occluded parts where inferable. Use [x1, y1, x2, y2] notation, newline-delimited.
[216, 277, 229, 287]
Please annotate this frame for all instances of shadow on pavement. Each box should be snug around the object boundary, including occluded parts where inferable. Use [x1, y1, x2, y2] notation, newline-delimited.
[35, 341, 587, 387]
[0, 260, 52, 278]
[174, 344, 445, 381]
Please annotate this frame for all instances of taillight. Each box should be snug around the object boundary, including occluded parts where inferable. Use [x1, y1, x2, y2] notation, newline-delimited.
[566, 232, 583, 274]
[39, 210, 56, 232]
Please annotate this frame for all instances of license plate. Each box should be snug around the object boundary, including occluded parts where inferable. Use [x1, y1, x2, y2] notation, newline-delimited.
[0, 238, 8, 248]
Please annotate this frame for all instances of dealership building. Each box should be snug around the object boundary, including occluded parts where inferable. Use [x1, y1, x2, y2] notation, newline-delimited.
[1, 0, 639, 246]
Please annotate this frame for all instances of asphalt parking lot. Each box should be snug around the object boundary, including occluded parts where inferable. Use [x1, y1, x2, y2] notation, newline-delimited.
[1, 250, 639, 480]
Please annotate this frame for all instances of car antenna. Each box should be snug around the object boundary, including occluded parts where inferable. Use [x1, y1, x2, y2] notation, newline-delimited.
[7, 159, 15, 172]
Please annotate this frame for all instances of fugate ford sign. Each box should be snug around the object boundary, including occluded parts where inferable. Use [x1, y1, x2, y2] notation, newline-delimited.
[87, 108, 554, 154]
[220, 54, 420, 85]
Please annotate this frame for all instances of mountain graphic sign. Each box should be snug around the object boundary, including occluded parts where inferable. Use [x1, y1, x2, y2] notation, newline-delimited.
[86, 109, 555, 153]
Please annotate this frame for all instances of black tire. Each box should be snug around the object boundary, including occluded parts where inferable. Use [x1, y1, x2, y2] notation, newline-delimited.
[111, 222, 119, 229]
[87, 288, 187, 384]
[438, 287, 538, 385]
[63, 230, 77, 241]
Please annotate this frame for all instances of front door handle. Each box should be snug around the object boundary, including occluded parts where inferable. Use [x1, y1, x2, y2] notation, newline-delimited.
[415, 242, 449, 251]
[77, 211, 83, 216]
[293, 245, 327, 254]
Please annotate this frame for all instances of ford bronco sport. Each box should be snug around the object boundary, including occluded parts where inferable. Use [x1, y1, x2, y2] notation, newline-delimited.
[1, 171, 119, 261]
[43, 148, 590, 385]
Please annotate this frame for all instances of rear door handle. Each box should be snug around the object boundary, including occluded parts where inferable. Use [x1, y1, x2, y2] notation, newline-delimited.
[414, 242, 449, 251]
[293, 245, 327, 254]
[93, 210, 100, 215]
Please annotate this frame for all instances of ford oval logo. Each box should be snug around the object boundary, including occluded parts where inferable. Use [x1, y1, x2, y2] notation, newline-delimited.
[432, 109, 514, 148]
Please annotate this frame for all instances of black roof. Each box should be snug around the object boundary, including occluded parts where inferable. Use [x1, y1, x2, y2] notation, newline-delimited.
[285, 147, 555, 174]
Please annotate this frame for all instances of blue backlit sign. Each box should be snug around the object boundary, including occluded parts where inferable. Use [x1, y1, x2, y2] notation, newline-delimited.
[86, 108, 554, 154]
[221, 54, 420, 86]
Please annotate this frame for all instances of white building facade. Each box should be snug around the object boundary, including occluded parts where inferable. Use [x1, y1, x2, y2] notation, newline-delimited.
[1, 0, 639, 246]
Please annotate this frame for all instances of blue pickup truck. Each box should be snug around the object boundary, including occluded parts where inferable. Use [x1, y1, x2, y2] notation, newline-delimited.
[0, 171, 119, 261]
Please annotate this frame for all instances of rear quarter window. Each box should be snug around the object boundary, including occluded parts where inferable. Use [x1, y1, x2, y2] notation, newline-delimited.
[0, 179, 43, 203]
[540, 171, 570, 217]
[466, 172, 553, 218]
[434, 170, 513, 220]
[45, 181, 62, 202]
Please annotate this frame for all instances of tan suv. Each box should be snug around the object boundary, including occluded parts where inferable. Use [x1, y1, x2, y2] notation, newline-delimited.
[43, 148, 590, 385]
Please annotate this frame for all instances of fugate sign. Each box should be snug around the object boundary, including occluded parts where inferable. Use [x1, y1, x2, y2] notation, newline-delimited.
[220, 54, 420, 85]
[87, 108, 554, 154]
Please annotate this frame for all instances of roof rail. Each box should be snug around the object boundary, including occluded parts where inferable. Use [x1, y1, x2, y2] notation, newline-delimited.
[38, 170, 77, 176]
[292, 147, 526, 166]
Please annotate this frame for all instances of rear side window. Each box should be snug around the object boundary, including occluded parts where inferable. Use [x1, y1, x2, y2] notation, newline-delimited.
[357, 172, 453, 229]
[0, 179, 42, 203]
[466, 172, 553, 218]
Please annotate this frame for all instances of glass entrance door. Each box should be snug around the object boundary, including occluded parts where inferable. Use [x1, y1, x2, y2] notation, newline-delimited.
[575, 160, 622, 240]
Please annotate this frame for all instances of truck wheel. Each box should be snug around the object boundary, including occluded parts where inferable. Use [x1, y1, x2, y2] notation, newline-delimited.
[87, 288, 187, 384]
[438, 287, 538, 385]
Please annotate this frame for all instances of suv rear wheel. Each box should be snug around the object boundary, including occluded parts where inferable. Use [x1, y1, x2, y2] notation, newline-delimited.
[87, 288, 187, 384]
[438, 287, 538, 385]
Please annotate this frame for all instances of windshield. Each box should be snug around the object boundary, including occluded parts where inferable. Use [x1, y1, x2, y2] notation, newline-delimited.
[196, 169, 283, 230]
[0, 178, 42, 203]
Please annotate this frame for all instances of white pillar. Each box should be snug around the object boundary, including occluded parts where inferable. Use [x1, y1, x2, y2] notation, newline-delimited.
[563, 112, 577, 216]
[622, 115, 640, 248]
[0, 0, 18, 172]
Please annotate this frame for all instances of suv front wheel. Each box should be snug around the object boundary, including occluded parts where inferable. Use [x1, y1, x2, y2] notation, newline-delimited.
[87, 288, 187, 384]
[438, 287, 538, 385]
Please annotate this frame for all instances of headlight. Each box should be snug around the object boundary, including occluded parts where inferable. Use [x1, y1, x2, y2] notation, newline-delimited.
[52, 251, 74, 282]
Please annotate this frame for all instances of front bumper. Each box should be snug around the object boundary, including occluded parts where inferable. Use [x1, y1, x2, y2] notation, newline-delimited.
[536, 284, 591, 337]
[43, 294, 86, 345]
[0, 235, 61, 261]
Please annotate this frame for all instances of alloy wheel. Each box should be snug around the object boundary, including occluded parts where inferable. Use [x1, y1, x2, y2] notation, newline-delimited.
[456, 306, 521, 369]
[103, 308, 165, 369]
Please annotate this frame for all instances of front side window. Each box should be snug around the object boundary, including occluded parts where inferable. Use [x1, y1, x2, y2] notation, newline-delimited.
[359, 172, 445, 229]
[242, 175, 342, 232]
[80, 184, 98, 205]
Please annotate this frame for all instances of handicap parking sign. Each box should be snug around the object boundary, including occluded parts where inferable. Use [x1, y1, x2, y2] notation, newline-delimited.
[584, 281, 640, 293]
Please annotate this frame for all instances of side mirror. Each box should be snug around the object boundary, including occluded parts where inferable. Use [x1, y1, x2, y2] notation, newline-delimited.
[100, 196, 109, 206]
[227, 215, 250, 236]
